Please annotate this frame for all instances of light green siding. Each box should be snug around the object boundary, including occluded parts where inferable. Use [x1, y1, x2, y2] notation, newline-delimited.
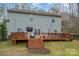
[7, 12, 61, 35]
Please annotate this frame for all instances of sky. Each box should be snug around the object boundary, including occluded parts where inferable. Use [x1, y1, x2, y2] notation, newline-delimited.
[0, 3, 70, 12]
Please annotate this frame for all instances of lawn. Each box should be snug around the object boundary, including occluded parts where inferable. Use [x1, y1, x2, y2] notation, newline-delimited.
[0, 40, 79, 56]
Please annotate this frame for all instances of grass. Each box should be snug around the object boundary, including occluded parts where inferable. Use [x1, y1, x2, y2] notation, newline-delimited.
[0, 40, 79, 56]
[45, 40, 79, 56]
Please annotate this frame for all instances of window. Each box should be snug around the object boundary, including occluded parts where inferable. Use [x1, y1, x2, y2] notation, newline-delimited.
[52, 18, 55, 23]
[17, 28, 20, 32]
[6, 19, 10, 22]
[38, 29, 41, 34]
[54, 29, 57, 33]
[34, 29, 37, 35]
[30, 17, 33, 21]
[17, 28, 23, 32]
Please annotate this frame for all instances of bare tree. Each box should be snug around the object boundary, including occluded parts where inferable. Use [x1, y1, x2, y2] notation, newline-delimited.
[77, 3, 79, 15]
[0, 4, 5, 10]
[15, 3, 30, 10]
[49, 3, 61, 14]
[69, 3, 73, 16]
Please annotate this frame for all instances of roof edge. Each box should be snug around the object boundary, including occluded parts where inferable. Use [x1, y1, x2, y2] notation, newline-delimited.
[7, 9, 61, 17]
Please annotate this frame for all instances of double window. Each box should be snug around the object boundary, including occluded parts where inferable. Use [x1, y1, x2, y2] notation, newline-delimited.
[17, 28, 22, 32]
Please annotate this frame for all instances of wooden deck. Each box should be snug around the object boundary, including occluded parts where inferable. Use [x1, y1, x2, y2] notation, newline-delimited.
[10, 32, 71, 46]
[10, 32, 28, 45]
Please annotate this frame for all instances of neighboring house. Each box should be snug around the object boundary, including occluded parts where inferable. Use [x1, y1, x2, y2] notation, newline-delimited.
[0, 7, 8, 22]
[7, 9, 62, 36]
[0, 8, 4, 21]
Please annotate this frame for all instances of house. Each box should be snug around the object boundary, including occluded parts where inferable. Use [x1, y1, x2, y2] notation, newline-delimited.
[0, 7, 8, 23]
[0, 8, 4, 21]
[7, 9, 62, 36]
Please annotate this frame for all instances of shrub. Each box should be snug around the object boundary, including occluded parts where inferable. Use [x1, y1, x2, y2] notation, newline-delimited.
[0, 20, 7, 41]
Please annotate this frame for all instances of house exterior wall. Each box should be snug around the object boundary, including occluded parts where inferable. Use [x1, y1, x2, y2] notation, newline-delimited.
[7, 12, 61, 36]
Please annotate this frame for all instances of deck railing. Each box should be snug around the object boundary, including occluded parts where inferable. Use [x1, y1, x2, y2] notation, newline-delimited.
[10, 32, 71, 45]
[11, 32, 28, 40]
[10, 32, 71, 40]
[41, 33, 71, 40]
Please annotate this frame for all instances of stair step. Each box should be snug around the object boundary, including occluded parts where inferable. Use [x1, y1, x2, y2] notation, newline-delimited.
[28, 38, 44, 48]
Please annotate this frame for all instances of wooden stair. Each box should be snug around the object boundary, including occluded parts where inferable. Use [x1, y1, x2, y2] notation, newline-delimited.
[28, 35, 44, 49]
[27, 34, 50, 54]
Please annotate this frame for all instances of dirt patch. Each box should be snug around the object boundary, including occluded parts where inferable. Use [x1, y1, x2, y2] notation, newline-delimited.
[27, 48, 50, 54]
